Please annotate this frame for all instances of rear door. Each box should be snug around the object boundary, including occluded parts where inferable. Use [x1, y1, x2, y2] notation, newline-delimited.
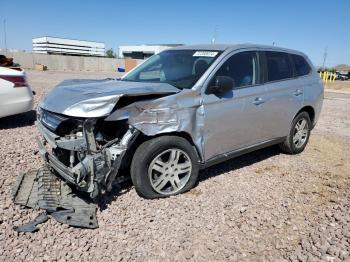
[260, 51, 304, 139]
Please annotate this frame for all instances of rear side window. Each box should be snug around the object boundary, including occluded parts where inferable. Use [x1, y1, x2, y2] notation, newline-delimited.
[265, 51, 293, 82]
[292, 54, 311, 76]
[214, 51, 258, 89]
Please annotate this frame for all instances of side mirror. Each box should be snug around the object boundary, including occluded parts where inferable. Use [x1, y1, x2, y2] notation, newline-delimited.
[207, 76, 235, 95]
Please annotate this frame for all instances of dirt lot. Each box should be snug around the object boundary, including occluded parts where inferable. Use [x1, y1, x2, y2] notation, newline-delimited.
[1, 70, 349, 261]
[325, 80, 350, 93]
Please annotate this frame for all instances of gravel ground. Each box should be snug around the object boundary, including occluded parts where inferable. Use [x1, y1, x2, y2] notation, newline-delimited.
[325, 81, 350, 93]
[0, 70, 349, 261]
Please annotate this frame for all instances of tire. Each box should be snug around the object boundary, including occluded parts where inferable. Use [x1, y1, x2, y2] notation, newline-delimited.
[130, 136, 199, 199]
[279, 111, 311, 154]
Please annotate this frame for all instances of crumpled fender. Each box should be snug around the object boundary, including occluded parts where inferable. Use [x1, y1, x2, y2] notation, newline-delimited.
[105, 89, 205, 161]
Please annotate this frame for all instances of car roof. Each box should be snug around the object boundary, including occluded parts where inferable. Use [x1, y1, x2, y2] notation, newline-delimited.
[171, 43, 305, 56]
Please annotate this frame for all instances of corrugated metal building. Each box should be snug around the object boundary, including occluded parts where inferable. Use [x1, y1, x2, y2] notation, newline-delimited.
[32, 36, 105, 57]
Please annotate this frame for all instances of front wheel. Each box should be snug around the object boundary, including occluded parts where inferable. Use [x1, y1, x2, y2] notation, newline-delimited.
[130, 136, 199, 199]
[279, 111, 311, 154]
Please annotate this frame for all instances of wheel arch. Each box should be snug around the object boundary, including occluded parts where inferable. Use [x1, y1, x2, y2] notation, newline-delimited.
[122, 130, 204, 172]
[158, 131, 203, 162]
[295, 105, 315, 126]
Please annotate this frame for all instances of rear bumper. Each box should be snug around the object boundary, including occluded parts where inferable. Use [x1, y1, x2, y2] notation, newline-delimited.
[0, 96, 33, 118]
[0, 86, 34, 118]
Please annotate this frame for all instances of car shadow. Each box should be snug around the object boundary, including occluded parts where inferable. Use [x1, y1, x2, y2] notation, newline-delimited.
[0, 110, 36, 129]
[198, 145, 281, 182]
[97, 180, 134, 211]
[97, 145, 281, 210]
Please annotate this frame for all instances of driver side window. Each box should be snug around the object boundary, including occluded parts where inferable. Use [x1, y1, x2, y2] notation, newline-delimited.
[214, 51, 258, 89]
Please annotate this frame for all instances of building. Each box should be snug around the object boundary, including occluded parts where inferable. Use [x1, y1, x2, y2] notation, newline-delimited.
[32, 37, 105, 57]
[118, 44, 183, 59]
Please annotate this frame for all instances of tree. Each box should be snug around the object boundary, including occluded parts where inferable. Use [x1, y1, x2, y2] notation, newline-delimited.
[106, 48, 116, 58]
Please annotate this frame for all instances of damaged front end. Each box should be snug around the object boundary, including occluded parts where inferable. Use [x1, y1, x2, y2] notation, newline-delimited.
[12, 76, 199, 230]
[12, 107, 140, 230]
[35, 107, 139, 199]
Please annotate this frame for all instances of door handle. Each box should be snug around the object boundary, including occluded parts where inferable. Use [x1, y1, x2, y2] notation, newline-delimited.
[293, 89, 303, 96]
[252, 97, 265, 105]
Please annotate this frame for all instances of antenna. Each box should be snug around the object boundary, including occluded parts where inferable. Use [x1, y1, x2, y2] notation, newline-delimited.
[3, 19, 7, 51]
[211, 25, 218, 44]
[322, 46, 328, 69]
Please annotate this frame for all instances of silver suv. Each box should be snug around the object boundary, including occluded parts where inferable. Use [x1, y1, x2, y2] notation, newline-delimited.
[36, 44, 323, 199]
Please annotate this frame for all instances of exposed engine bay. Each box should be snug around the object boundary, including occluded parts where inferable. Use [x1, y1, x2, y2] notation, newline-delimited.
[35, 107, 140, 199]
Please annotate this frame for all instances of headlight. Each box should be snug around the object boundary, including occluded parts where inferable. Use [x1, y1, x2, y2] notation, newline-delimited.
[39, 108, 67, 131]
[36, 106, 43, 121]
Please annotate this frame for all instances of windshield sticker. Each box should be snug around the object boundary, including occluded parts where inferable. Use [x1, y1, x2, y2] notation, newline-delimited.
[193, 51, 218, 57]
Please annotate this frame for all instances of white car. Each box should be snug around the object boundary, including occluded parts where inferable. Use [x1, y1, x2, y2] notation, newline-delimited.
[0, 67, 34, 118]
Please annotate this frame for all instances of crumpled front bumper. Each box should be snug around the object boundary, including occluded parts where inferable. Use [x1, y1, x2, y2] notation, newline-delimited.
[36, 134, 86, 187]
[35, 120, 138, 198]
[35, 120, 93, 191]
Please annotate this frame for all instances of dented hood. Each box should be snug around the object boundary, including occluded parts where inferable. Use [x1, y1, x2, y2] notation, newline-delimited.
[40, 79, 180, 117]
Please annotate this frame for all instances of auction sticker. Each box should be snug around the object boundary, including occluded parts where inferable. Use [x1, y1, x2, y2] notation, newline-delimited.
[193, 51, 218, 57]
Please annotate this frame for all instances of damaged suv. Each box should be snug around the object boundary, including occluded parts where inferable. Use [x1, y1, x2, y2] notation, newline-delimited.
[35, 44, 323, 199]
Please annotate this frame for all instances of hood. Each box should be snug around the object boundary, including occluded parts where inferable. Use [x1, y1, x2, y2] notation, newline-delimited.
[40, 79, 180, 117]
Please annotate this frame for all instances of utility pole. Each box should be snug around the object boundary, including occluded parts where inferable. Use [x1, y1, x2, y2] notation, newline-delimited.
[322, 46, 328, 69]
[3, 19, 7, 51]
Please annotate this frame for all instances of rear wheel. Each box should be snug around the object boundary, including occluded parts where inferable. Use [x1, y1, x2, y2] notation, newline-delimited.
[279, 111, 311, 154]
[131, 136, 199, 199]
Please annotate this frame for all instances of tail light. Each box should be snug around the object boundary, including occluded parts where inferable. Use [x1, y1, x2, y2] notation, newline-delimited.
[0, 75, 29, 87]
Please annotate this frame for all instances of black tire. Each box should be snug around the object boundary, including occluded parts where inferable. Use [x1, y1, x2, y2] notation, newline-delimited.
[130, 136, 200, 199]
[279, 111, 311, 154]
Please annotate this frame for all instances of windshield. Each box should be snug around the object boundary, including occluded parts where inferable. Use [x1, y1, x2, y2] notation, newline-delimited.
[122, 50, 222, 89]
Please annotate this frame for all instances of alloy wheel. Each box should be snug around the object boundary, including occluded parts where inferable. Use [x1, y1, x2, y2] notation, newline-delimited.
[148, 148, 192, 195]
[293, 118, 309, 148]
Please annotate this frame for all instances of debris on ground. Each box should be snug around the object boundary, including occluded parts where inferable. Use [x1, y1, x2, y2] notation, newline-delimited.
[12, 167, 98, 231]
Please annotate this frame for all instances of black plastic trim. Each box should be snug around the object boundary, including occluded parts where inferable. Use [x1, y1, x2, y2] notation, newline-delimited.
[201, 137, 285, 169]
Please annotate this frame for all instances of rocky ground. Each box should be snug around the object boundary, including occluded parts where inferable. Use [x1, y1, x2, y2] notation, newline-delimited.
[0, 71, 349, 261]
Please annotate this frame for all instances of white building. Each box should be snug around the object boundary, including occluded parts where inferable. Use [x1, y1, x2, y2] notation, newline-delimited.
[32, 37, 105, 57]
[118, 44, 183, 59]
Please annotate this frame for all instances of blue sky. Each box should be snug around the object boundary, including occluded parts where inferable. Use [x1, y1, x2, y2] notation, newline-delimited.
[1, 0, 349, 67]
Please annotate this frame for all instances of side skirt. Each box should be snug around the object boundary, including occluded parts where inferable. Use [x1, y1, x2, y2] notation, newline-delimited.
[200, 137, 285, 169]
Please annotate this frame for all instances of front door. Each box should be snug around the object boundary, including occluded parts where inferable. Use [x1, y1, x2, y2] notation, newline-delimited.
[202, 51, 270, 161]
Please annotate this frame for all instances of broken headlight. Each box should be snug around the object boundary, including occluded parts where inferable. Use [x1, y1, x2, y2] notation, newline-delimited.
[37, 107, 67, 132]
